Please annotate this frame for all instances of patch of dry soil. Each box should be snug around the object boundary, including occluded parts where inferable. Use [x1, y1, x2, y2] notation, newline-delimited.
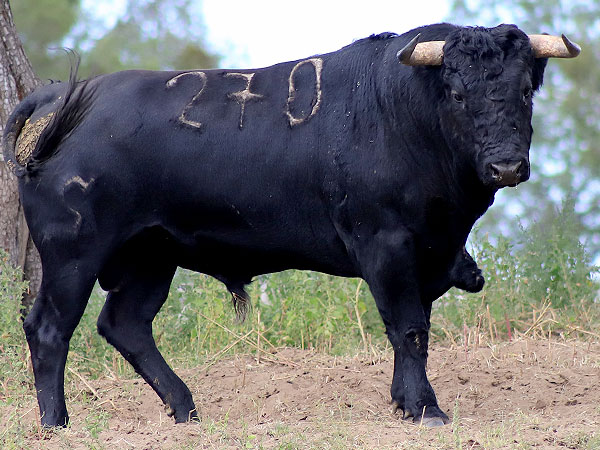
[8, 339, 600, 449]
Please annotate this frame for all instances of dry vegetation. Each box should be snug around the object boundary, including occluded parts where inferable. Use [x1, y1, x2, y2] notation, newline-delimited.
[1, 338, 599, 449]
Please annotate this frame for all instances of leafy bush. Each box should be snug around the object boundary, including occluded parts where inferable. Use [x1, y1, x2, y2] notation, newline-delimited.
[0, 250, 30, 405]
[66, 200, 600, 377]
[0, 251, 28, 341]
[153, 269, 383, 362]
[433, 200, 599, 342]
[154, 199, 598, 363]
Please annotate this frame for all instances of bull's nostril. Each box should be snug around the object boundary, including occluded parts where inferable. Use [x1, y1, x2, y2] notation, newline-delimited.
[488, 160, 526, 186]
[490, 163, 502, 180]
[513, 160, 523, 173]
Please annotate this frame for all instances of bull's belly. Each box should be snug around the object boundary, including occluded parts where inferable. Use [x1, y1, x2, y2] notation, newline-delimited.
[169, 226, 358, 280]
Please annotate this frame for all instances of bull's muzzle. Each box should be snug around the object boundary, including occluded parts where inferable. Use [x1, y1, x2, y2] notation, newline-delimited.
[488, 160, 529, 187]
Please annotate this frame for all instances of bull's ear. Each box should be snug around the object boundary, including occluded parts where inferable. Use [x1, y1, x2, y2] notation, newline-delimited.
[532, 57, 548, 91]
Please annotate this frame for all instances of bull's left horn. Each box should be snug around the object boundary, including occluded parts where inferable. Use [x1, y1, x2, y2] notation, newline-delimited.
[397, 34, 445, 66]
[528, 34, 581, 58]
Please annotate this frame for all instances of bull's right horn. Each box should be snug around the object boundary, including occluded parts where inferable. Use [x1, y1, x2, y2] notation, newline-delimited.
[528, 34, 581, 58]
[397, 33, 445, 66]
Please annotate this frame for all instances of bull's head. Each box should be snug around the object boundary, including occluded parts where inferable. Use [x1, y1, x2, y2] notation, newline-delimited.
[398, 25, 579, 189]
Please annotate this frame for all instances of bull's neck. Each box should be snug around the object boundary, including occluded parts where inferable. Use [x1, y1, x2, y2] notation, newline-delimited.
[374, 51, 496, 226]
[325, 37, 496, 229]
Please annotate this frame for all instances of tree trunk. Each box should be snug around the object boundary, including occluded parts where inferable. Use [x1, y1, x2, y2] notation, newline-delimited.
[0, 0, 42, 309]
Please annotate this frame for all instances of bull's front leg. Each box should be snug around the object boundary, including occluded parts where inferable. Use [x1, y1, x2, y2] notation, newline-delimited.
[390, 297, 436, 418]
[360, 231, 449, 427]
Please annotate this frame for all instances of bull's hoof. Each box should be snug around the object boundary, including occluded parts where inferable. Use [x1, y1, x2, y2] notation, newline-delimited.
[172, 407, 199, 424]
[41, 413, 69, 429]
[164, 398, 199, 423]
[390, 400, 403, 415]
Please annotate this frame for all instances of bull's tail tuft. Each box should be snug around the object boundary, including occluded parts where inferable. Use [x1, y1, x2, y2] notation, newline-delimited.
[3, 101, 36, 177]
[3, 52, 95, 177]
[230, 284, 251, 323]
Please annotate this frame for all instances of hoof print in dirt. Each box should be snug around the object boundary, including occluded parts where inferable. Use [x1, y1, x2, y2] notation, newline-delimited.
[413, 416, 449, 427]
[403, 414, 449, 427]
[402, 406, 450, 427]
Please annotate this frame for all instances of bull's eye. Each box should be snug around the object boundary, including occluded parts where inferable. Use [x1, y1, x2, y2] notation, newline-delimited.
[451, 91, 464, 103]
[523, 87, 532, 100]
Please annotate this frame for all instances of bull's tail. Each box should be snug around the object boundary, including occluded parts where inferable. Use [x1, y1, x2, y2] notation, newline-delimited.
[3, 55, 95, 177]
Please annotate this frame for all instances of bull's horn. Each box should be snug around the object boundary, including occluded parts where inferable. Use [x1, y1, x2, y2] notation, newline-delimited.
[528, 34, 581, 58]
[397, 33, 444, 66]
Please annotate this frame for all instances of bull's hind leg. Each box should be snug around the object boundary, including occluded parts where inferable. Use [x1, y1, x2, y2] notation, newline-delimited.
[97, 263, 197, 423]
[23, 262, 97, 427]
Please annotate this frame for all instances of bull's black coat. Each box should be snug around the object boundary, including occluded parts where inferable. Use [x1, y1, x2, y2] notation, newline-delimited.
[4, 23, 547, 427]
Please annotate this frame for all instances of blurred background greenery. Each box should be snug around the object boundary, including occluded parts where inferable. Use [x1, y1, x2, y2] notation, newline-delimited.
[11, 0, 218, 79]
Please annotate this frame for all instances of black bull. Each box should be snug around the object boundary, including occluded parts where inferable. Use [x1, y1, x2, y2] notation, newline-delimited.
[2, 23, 578, 427]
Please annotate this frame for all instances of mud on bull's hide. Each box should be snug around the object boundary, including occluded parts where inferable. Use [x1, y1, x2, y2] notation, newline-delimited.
[15, 113, 54, 165]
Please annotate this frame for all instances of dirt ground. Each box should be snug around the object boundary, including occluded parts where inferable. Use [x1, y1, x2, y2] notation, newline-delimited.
[5, 338, 600, 449]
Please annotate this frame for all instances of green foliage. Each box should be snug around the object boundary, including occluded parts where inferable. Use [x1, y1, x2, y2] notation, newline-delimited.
[517, 197, 594, 309]
[63, 268, 383, 380]
[79, 0, 218, 77]
[0, 251, 32, 449]
[248, 272, 381, 353]
[12, 202, 595, 385]
[1, 205, 597, 390]
[61, 268, 380, 379]
[433, 200, 599, 341]
[64, 201, 599, 378]
[10, 0, 219, 81]
[11, 0, 80, 79]
[153, 269, 383, 361]
[0, 250, 29, 382]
